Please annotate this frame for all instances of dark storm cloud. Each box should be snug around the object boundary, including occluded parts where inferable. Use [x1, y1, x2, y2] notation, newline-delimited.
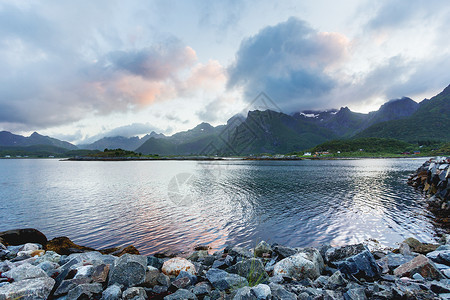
[227, 17, 349, 112]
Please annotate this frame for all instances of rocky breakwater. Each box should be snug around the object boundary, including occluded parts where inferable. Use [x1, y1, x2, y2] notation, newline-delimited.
[408, 157, 450, 229]
[1, 229, 450, 299]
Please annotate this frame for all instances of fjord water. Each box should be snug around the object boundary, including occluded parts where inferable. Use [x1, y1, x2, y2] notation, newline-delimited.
[0, 158, 437, 255]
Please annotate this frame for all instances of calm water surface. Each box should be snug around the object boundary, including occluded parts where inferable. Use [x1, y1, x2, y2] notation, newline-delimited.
[0, 158, 437, 255]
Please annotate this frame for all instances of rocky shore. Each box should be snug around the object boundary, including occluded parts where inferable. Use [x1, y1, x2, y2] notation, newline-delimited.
[1, 229, 450, 299]
[408, 157, 450, 230]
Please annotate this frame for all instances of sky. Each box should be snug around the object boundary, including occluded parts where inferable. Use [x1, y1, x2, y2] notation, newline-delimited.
[1, 0, 449, 144]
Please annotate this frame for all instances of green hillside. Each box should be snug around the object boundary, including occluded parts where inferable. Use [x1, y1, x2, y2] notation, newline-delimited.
[311, 138, 413, 153]
[356, 85, 450, 142]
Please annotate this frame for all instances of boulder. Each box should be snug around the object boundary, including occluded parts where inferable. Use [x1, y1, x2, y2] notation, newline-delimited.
[228, 247, 254, 259]
[272, 245, 297, 259]
[53, 278, 92, 297]
[251, 283, 271, 299]
[268, 283, 297, 300]
[232, 286, 253, 300]
[326, 270, 347, 289]
[108, 253, 147, 288]
[379, 253, 415, 271]
[162, 257, 197, 276]
[193, 282, 211, 297]
[164, 288, 197, 300]
[147, 255, 164, 269]
[0, 276, 55, 300]
[343, 288, 367, 300]
[122, 287, 146, 300]
[0, 229, 47, 247]
[426, 249, 450, 265]
[91, 264, 110, 283]
[273, 248, 324, 280]
[66, 282, 103, 300]
[394, 254, 444, 279]
[3, 263, 47, 281]
[254, 241, 272, 258]
[101, 284, 122, 300]
[142, 265, 160, 287]
[37, 261, 60, 277]
[206, 268, 248, 291]
[334, 250, 380, 280]
[325, 244, 366, 264]
[226, 258, 269, 284]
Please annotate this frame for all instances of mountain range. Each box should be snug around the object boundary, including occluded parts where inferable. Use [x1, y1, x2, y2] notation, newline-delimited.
[1, 84, 449, 156]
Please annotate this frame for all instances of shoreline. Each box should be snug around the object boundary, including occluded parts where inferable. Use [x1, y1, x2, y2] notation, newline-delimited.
[1, 228, 450, 299]
[61, 155, 436, 161]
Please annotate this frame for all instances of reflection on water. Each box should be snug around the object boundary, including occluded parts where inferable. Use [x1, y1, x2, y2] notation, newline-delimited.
[0, 158, 436, 255]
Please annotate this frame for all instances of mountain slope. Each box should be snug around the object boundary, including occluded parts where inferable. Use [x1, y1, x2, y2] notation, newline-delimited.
[356, 85, 450, 142]
[0, 131, 77, 150]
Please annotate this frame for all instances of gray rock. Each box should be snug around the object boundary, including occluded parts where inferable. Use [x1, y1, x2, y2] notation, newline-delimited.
[74, 264, 95, 279]
[437, 245, 450, 251]
[0, 275, 55, 300]
[193, 282, 211, 297]
[233, 286, 254, 300]
[123, 287, 147, 300]
[153, 285, 168, 294]
[272, 245, 297, 259]
[54, 278, 92, 297]
[269, 275, 283, 284]
[343, 288, 367, 300]
[143, 265, 160, 287]
[206, 268, 248, 291]
[325, 244, 366, 264]
[164, 288, 198, 300]
[323, 289, 344, 300]
[427, 249, 450, 265]
[412, 273, 425, 280]
[66, 283, 103, 300]
[326, 270, 347, 289]
[171, 276, 191, 290]
[226, 258, 269, 284]
[3, 263, 47, 281]
[147, 255, 164, 269]
[273, 248, 324, 280]
[64, 251, 116, 266]
[334, 250, 380, 280]
[33, 250, 61, 264]
[109, 253, 147, 288]
[268, 283, 296, 300]
[101, 284, 122, 300]
[37, 261, 60, 277]
[444, 269, 450, 278]
[228, 247, 253, 259]
[379, 253, 415, 271]
[157, 272, 171, 287]
[211, 260, 228, 269]
[313, 275, 328, 288]
[251, 284, 271, 300]
[254, 241, 272, 258]
[176, 270, 197, 284]
[430, 280, 450, 293]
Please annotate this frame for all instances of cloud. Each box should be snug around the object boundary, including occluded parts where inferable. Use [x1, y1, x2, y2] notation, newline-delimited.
[0, 2, 227, 131]
[227, 17, 350, 112]
[364, 1, 449, 32]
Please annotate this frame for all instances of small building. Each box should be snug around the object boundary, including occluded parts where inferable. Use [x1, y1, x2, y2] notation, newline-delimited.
[303, 152, 312, 156]
[413, 151, 421, 155]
